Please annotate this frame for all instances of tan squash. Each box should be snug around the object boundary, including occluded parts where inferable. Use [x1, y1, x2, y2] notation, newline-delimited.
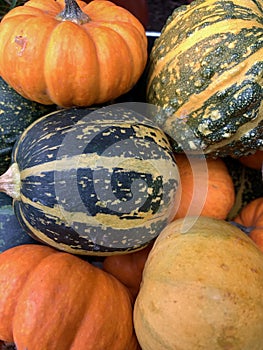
[134, 216, 263, 350]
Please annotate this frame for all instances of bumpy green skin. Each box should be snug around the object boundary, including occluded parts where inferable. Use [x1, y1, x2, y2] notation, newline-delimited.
[147, 0, 263, 157]
[9, 107, 178, 255]
[0, 192, 38, 253]
[0, 77, 56, 175]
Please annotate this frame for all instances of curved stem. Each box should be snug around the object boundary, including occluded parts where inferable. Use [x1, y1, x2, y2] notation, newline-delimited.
[0, 163, 21, 200]
[56, 0, 90, 25]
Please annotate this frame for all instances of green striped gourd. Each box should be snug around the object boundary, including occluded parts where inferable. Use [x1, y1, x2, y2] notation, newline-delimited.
[0, 192, 38, 253]
[0, 106, 179, 255]
[146, 0, 263, 157]
[0, 77, 56, 175]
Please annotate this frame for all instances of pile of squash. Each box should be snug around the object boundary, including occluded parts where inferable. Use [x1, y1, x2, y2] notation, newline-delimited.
[0, 0, 262, 349]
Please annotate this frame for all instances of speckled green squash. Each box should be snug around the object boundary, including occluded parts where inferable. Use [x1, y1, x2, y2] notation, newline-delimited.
[147, 0, 263, 157]
[0, 77, 56, 175]
[0, 192, 38, 253]
[0, 106, 179, 255]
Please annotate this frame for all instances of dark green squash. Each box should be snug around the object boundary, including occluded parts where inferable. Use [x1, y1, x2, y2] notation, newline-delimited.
[0, 192, 38, 253]
[0, 106, 179, 256]
[0, 77, 56, 175]
[146, 0, 263, 157]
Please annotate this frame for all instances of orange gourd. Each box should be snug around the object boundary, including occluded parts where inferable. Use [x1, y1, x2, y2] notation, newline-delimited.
[237, 150, 263, 170]
[0, 0, 147, 107]
[234, 197, 263, 252]
[103, 243, 153, 300]
[0, 244, 139, 350]
[83, 0, 149, 27]
[173, 154, 235, 220]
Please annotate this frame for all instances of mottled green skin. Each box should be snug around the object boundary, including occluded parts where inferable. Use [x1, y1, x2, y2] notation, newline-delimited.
[0, 77, 56, 175]
[147, 0, 263, 157]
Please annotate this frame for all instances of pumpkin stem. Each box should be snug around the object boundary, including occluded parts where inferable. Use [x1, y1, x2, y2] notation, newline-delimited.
[56, 0, 90, 25]
[0, 163, 21, 200]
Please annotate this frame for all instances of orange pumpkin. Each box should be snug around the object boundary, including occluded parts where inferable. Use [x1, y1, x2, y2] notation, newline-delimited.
[0, 0, 147, 107]
[173, 154, 235, 220]
[237, 150, 263, 170]
[83, 0, 149, 27]
[103, 243, 153, 300]
[0, 244, 139, 350]
[234, 197, 263, 252]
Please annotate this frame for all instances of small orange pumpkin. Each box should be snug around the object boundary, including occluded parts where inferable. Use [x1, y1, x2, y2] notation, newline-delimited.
[103, 243, 153, 300]
[234, 197, 263, 252]
[173, 154, 235, 220]
[0, 244, 139, 350]
[237, 150, 263, 170]
[0, 0, 147, 107]
[83, 0, 149, 27]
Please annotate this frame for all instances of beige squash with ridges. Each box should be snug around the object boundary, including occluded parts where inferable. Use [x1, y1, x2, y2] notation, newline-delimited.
[134, 216, 263, 350]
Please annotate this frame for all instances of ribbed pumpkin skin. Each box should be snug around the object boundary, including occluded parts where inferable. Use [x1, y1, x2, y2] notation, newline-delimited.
[1, 107, 178, 255]
[0, 0, 147, 107]
[103, 243, 153, 299]
[0, 244, 138, 350]
[82, 0, 149, 28]
[147, 0, 263, 157]
[0, 77, 55, 175]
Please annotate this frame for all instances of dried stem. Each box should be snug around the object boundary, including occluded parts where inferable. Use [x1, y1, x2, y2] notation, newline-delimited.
[56, 0, 90, 25]
[0, 163, 21, 200]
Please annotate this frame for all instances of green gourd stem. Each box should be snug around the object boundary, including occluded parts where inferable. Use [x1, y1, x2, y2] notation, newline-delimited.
[56, 0, 90, 25]
[0, 163, 21, 200]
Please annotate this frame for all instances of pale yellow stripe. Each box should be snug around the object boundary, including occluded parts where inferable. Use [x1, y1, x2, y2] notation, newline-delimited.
[18, 204, 148, 255]
[204, 100, 263, 154]
[20, 181, 173, 229]
[163, 0, 220, 34]
[163, 49, 263, 129]
[148, 20, 262, 90]
[20, 153, 179, 183]
[17, 206, 88, 254]
[163, 0, 263, 35]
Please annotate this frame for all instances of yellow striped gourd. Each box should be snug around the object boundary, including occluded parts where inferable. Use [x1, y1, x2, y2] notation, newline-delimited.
[0, 106, 179, 255]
